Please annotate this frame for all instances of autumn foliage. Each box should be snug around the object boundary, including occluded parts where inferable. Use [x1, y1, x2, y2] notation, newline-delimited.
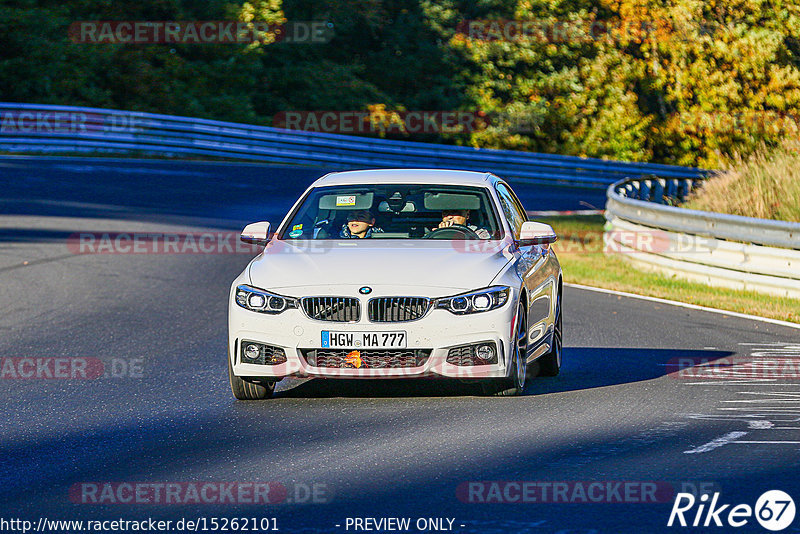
[2, 0, 798, 167]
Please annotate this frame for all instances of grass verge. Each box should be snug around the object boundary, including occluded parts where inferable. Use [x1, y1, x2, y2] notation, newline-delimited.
[542, 215, 800, 324]
[683, 141, 800, 222]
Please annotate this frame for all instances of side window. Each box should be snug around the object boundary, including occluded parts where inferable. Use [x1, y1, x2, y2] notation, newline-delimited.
[496, 183, 526, 236]
[505, 183, 529, 223]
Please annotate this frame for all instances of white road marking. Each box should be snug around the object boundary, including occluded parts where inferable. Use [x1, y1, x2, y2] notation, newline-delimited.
[735, 441, 800, 445]
[741, 392, 800, 396]
[739, 392, 800, 397]
[566, 283, 800, 330]
[717, 406, 797, 415]
[712, 409, 796, 413]
[683, 414, 800, 422]
[723, 400, 800, 403]
[748, 420, 775, 429]
[750, 350, 800, 357]
[684, 381, 789, 385]
[679, 343, 800, 452]
[682, 417, 773, 429]
[685, 432, 748, 454]
[738, 341, 786, 347]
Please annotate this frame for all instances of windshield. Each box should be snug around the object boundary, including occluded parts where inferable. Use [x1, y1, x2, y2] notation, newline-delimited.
[279, 184, 503, 240]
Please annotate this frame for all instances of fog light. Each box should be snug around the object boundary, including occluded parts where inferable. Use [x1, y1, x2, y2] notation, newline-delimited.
[475, 344, 495, 361]
[248, 294, 266, 309]
[243, 344, 261, 360]
[472, 294, 491, 310]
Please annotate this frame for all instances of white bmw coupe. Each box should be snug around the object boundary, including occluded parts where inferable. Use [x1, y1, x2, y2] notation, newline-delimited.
[228, 169, 562, 399]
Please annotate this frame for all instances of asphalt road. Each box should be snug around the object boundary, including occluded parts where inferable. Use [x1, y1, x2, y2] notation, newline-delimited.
[1, 157, 798, 534]
[0, 156, 607, 230]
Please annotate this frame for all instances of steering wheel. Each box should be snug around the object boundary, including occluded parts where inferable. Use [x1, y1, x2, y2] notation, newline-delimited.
[423, 223, 481, 240]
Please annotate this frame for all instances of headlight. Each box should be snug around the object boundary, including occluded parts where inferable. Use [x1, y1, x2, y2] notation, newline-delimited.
[435, 286, 510, 315]
[235, 285, 298, 314]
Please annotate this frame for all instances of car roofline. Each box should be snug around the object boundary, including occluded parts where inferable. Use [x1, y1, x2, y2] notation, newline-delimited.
[310, 169, 498, 188]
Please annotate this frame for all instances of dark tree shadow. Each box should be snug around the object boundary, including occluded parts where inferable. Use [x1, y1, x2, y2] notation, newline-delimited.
[274, 347, 735, 399]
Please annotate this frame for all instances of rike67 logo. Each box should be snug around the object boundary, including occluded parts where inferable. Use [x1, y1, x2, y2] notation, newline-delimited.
[668, 490, 795, 531]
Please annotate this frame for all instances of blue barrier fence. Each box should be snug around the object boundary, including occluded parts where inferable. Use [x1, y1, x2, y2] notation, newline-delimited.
[0, 103, 709, 188]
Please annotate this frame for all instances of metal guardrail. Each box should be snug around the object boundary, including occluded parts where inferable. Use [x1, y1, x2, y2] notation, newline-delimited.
[605, 177, 800, 298]
[0, 103, 709, 189]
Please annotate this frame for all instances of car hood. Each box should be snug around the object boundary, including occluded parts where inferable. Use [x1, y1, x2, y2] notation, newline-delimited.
[247, 239, 514, 293]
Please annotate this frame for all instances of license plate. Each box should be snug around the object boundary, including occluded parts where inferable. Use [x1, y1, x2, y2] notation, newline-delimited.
[321, 331, 407, 349]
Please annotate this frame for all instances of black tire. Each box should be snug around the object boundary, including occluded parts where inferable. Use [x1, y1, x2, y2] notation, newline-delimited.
[538, 293, 562, 377]
[481, 301, 527, 396]
[228, 352, 275, 400]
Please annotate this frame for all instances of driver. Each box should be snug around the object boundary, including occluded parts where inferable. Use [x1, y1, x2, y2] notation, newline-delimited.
[340, 209, 383, 238]
[435, 209, 491, 239]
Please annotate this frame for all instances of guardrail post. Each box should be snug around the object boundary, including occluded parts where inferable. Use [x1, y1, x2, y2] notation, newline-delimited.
[631, 180, 641, 200]
[676, 180, 686, 202]
[641, 179, 652, 202]
[683, 178, 695, 199]
[653, 179, 665, 204]
[624, 183, 634, 198]
[665, 179, 677, 203]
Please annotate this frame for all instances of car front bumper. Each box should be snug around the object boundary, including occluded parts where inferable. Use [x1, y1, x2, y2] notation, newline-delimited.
[228, 284, 518, 380]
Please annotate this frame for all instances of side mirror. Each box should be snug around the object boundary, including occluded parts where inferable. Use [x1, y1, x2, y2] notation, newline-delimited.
[240, 222, 271, 245]
[518, 221, 557, 247]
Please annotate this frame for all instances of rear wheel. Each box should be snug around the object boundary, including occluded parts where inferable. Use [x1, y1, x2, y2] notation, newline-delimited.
[538, 293, 562, 377]
[228, 351, 275, 400]
[481, 301, 527, 396]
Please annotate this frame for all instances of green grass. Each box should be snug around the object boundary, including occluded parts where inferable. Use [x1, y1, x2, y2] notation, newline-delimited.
[541, 215, 800, 324]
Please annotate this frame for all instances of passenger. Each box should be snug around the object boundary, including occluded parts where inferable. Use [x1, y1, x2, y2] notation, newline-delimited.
[435, 209, 491, 239]
[340, 209, 383, 238]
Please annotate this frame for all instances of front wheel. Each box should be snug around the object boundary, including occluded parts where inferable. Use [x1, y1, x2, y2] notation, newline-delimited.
[228, 352, 275, 400]
[538, 294, 562, 377]
[481, 301, 527, 396]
